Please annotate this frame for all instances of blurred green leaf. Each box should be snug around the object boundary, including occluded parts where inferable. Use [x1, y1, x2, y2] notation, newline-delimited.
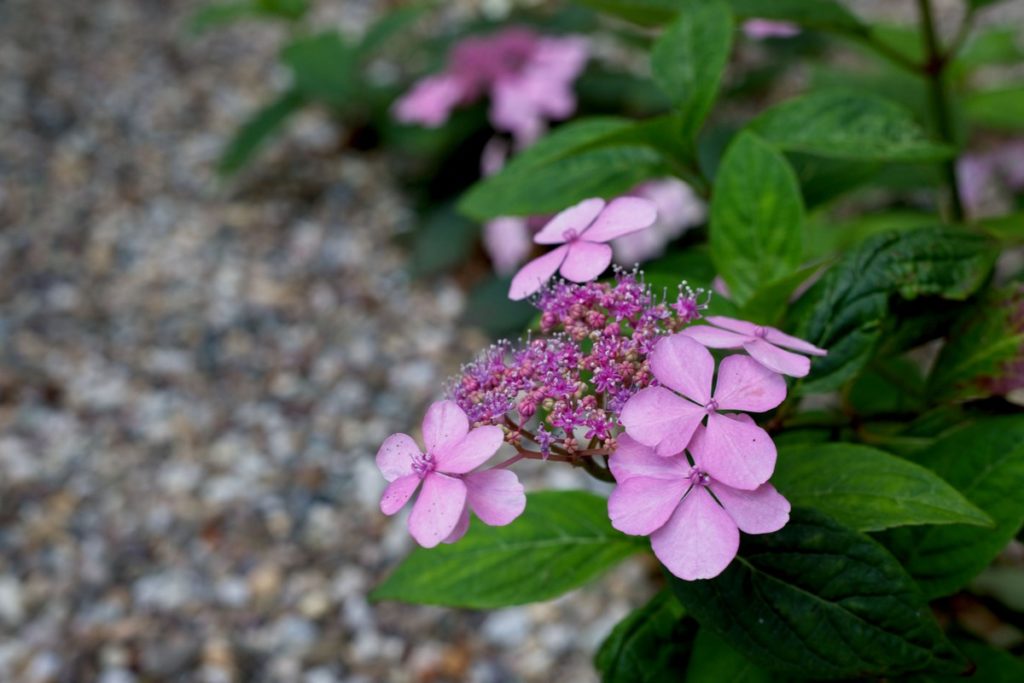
[685, 628, 773, 683]
[282, 32, 358, 107]
[355, 4, 428, 61]
[847, 356, 926, 416]
[739, 262, 821, 325]
[409, 204, 480, 276]
[189, 0, 308, 33]
[575, 0, 680, 26]
[953, 27, 1024, 75]
[965, 86, 1024, 131]
[595, 590, 696, 683]
[727, 0, 864, 33]
[217, 89, 305, 175]
[464, 275, 540, 338]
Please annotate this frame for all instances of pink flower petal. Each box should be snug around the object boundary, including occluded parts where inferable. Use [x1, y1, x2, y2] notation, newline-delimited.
[533, 198, 605, 244]
[421, 400, 470, 454]
[651, 487, 739, 580]
[620, 386, 706, 457]
[609, 476, 690, 536]
[392, 74, 467, 127]
[465, 469, 526, 526]
[508, 245, 569, 300]
[437, 425, 504, 474]
[699, 412, 777, 490]
[444, 504, 471, 544]
[558, 240, 613, 283]
[763, 328, 828, 356]
[608, 435, 690, 482]
[712, 355, 787, 412]
[712, 482, 791, 534]
[678, 325, 749, 348]
[650, 334, 714, 405]
[743, 338, 811, 378]
[380, 474, 421, 515]
[408, 473, 468, 548]
[376, 433, 419, 482]
[705, 316, 760, 335]
[484, 217, 532, 275]
[579, 197, 658, 242]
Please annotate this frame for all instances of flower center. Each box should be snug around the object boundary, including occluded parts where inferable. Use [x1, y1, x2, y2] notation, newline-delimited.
[562, 228, 579, 242]
[704, 398, 718, 413]
[753, 326, 768, 338]
[411, 452, 436, 478]
[688, 467, 710, 487]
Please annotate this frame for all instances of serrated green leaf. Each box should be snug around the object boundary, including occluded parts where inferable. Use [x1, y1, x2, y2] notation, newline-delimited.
[710, 131, 804, 307]
[670, 508, 965, 679]
[880, 417, 1024, 599]
[772, 443, 991, 532]
[371, 491, 644, 608]
[595, 590, 696, 683]
[965, 86, 1024, 131]
[750, 89, 953, 161]
[686, 628, 773, 683]
[651, 0, 733, 141]
[217, 89, 305, 174]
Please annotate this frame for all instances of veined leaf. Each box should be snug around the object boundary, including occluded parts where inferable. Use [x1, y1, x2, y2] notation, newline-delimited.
[595, 590, 696, 682]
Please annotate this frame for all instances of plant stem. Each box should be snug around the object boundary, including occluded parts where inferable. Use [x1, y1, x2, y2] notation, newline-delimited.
[917, 0, 965, 222]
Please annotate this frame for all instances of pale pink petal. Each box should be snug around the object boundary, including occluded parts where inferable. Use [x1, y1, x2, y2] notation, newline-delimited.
[579, 197, 658, 242]
[700, 412, 777, 490]
[743, 19, 801, 40]
[421, 400, 470, 454]
[743, 339, 811, 378]
[508, 245, 569, 300]
[620, 387, 706, 457]
[375, 433, 419, 482]
[408, 473, 468, 548]
[533, 198, 606, 244]
[651, 487, 739, 580]
[762, 328, 828, 356]
[559, 240, 613, 283]
[437, 425, 504, 474]
[392, 74, 467, 127]
[609, 476, 690, 536]
[705, 316, 761, 335]
[443, 505, 471, 544]
[650, 334, 714, 405]
[608, 435, 690, 482]
[380, 474, 421, 515]
[484, 217, 532, 275]
[465, 469, 526, 526]
[679, 325, 749, 348]
[712, 482, 791, 534]
[712, 355, 787, 412]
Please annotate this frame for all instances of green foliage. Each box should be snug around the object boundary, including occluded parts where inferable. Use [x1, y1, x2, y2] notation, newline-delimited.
[281, 32, 358, 107]
[371, 492, 644, 608]
[595, 591, 697, 682]
[726, 0, 863, 33]
[190, 0, 309, 33]
[670, 508, 965, 679]
[685, 629, 773, 683]
[965, 86, 1024, 131]
[217, 89, 306, 174]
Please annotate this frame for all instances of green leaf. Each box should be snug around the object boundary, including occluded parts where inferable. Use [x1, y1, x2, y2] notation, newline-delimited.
[408, 204, 480, 276]
[954, 28, 1024, 74]
[355, 4, 427, 60]
[686, 628, 773, 683]
[281, 32, 357, 107]
[928, 285, 1024, 400]
[710, 131, 804, 307]
[738, 262, 822, 326]
[670, 508, 965, 679]
[463, 275, 538, 338]
[217, 89, 305, 174]
[750, 89, 953, 161]
[651, 0, 734, 141]
[880, 417, 1024, 599]
[965, 86, 1024, 131]
[371, 491, 644, 608]
[727, 0, 864, 33]
[846, 356, 927, 416]
[595, 590, 697, 682]
[907, 639, 1024, 682]
[798, 227, 997, 392]
[772, 443, 991, 532]
[189, 0, 308, 33]
[575, 0, 680, 26]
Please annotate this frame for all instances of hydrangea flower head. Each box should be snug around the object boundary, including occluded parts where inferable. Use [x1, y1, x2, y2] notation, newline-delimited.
[608, 432, 790, 580]
[681, 315, 827, 377]
[508, 197, 658, 300]
[377, 400, 525, 547]
[620, 334, 785, 489]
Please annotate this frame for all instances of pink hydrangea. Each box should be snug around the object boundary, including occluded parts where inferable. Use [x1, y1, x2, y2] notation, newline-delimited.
[612, 179, 707, 266]
[508, 197, 657, 300]
[620, 334, 785, 489]
[743, 19, 801, 39]
[608, 431, 790, 580]
[393, 27, 588, 147]
[681, 315, 827, 377]
[377, 400, 525, 547]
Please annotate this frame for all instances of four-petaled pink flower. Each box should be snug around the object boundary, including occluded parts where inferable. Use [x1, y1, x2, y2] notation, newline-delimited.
[680, 315, 827, 378]
[508, 197, 657, 300]
[620, 334, 785, 489]
[608, 431, 790, 580]
[377, 400, 525, 548]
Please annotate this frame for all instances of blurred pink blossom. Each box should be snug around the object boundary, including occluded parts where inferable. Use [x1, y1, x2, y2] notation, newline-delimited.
[612, 179, 706, 265]
[958, 141, 1024, 217]
[743, 19, 801, 39]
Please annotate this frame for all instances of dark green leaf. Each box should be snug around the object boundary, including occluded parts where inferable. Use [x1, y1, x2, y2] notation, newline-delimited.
[670, 508, 965, 679]
[651, 0, 734, 141]
[281, 32, 357, 107]
[710, 132, 804, 307]
[906, 638, 1024, 682]
[880, 417, 1024, 599]
[686, 628, 773, 683]
[846, 356, 927, 416]
[595, 590, 696, 682]
[408, 204, 480, 276]
[738, 263, 822, 326]
[965, 86, 1024, 131]
[773, 443, 991, 532]
[463, 275, 537, 338]
[372, 491, 644, 608]
[575, 0, 679, 26]
[750, 89, 953, 161]
[217, 89, 305, 174]
[727, 0, 864, 33]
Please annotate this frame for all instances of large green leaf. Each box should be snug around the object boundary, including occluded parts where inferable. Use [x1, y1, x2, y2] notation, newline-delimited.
[651, 0, 734, 141]
[798, 227, 997, 392]
[772, 443, 991, 532]
[281, 32, 357, 107]
[965, 86, 1024, 131]
[371, 491, 643, 608]
[750, 90, 953, 161]
[217, 89, 305, 175]
[595, 590, 697, 682]
[576, 0, 680, 25]
[686, 628, 773, 683]
[907, 639, 1024, 682]
[710, 132, 804, 307]
[880, 417, 1024, 599]
[670, 508, 965, 679]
